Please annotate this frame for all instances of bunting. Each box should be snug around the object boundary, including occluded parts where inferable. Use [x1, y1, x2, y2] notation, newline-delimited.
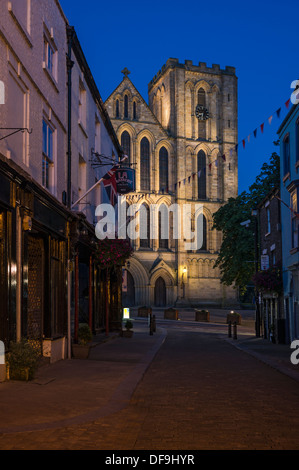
[165, 96, 293, 193]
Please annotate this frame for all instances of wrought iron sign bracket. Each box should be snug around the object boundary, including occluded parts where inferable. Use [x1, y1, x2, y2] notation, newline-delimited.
[0, 128, 33, 141]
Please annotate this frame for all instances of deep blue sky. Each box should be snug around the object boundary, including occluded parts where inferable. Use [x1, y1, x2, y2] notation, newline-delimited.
[60, 0, 298, 194]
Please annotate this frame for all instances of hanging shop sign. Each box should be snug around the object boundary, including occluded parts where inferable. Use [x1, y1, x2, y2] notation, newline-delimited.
[115, 168, 136, 194]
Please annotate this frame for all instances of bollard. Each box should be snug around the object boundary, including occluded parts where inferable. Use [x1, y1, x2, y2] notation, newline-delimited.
[149, 313, 153, 336]
[233, 322, 237, 340]
[228, 321, 232, 338]
[152, 315, 156, 333]
[0, 341, 6, 382]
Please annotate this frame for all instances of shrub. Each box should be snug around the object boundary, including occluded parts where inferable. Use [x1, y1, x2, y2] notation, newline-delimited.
[125, 320, 133, 330]
[7, 339, 40, 381]
[78, 323, 92, 345]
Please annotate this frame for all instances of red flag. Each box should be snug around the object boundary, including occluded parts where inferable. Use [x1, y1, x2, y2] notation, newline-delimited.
[260, 123, 264, 133]
[242, 139, 245, 149]
[285, 98, 291, 109]
[103, 166, 118, 206]
[222, 154, 226, 161]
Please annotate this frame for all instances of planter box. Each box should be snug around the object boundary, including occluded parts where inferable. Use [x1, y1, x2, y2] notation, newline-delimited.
[7, 366, 32, 381]
[195, 309, 210, 322]
[72, 344, 91, 359]
[43, 337, 67, 363]
[164, 308, 179, 320]
[226, 312, 241, 325]
[138, 307, 152, 318]
[120, 330, 134, 338]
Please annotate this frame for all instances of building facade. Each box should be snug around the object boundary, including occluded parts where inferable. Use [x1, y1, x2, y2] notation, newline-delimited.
[105, 59, 239, 308]
[278, 103, 299, 343]
[0, 0, 122, 361]
[257, 187, 285, 343]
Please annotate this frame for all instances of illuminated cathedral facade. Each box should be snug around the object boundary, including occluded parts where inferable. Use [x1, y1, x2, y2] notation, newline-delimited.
[105, 58, 239, 308]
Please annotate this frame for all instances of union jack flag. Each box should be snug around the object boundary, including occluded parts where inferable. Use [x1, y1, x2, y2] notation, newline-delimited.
[103, 166, 118, 206]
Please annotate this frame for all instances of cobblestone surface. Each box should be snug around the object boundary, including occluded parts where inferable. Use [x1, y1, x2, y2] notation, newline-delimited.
[0, 323, 298, 450]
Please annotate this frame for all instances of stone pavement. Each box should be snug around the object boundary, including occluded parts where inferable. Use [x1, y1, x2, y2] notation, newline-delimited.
[0, 309, 298, 438]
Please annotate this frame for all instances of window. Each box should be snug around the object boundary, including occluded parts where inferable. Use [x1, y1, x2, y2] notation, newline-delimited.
[121, 131, 131, 165]
[159, 205, 169, 250]
[159, 147, 169, 192]
[79, 81, 87, 129]
[116, 100, 120, 118]
[291, 189, 299, 249]
[9, 0, 31, 36]
[283, 134, 290, 175]
[197, 150, 207, 199]
[140, 137, 150, 190]
[42, 119, 54, 190]
[266, 207, 271, 234]
[139, 203, 150, 249]
[43, 35, 57, 81]
[197, 214, 207, 251]
[197, 88, 206, 140]
[124, 95, 129, 118]
[95, 119, 101, 153]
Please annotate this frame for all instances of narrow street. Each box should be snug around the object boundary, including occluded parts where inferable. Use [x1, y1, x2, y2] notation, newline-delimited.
[0, 320, 299, 450]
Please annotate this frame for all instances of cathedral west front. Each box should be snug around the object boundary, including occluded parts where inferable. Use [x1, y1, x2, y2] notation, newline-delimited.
[105, 58, 239, 308]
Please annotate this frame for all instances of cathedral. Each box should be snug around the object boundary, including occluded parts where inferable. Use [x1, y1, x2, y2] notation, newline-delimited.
[105, 58, 239, 308]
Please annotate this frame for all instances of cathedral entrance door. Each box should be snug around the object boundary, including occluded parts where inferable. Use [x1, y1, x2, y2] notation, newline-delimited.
[155, 277, 166, 307]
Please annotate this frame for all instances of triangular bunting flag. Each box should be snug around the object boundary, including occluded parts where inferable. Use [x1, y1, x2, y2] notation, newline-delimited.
[253, 129, 257, 138]
[223, 154, 227, 161]
[229, 149, 233, 157]
[247, 135, 250, 143]
[215, 160, 218, 167]
[235, 144, 238, 152]
[179, 182, 181, 188]
[175, 183, 177, 189]
[209, 163, 212, 171]
[260, 123, 264, 133]
[192, 173, 195, 180]
[268, 115, 273, 125]
[285, 98, 291, 109]
[276, 108, 281, 118]
[198, 170, 201, 177]
[188, 176, 191, 183]
[183, 179, 186, 185]
[242, 139, 245, 149]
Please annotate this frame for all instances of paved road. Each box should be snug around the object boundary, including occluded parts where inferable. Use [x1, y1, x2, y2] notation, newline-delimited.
[0, 323, 299, 450]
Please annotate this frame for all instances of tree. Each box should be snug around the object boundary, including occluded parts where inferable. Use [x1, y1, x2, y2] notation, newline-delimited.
[212, 144, 280, 294]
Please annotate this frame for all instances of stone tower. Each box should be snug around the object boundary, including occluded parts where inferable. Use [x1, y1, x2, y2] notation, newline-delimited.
[105, 59, 238, 308]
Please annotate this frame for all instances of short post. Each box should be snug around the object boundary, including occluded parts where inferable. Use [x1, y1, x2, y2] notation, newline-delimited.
[233, 322, 237, 340]
[0, 341, 6, 382]
[228, 321, 232, 338]
[152, 315, 156, 333]
[149, 313, 153, 336]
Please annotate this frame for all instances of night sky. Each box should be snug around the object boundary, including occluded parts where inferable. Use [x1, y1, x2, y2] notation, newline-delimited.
[59, 0, 299, 194]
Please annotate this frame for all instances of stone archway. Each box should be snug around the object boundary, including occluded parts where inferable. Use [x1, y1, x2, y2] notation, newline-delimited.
[154, 277, 166, 307]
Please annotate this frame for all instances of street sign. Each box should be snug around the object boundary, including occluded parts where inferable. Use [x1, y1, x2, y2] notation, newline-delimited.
[115, 168, 135, 194]
[261, 255, 269, 271]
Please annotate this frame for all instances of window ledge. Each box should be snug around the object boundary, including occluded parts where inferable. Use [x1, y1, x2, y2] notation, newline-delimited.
[8, 2, 33, 48]
[290, 247, 299, 255]
[43, 63, 59, 93]
[78, 121, 88, 138]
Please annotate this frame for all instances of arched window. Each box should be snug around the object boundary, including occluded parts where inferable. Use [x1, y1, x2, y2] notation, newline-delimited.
[140, 203, 150, 249]
[159, 204, 169, 250]
[159, 147, 169, 192]
[115, 99, 119, 118]
[197, 150, 207, 199]
[140, 137, 150, 190]
[197, 214, 207, 251]
[197, 88, 206, 140]
[133, 101, 137, 120]
[124, 95, 128, 118]
[121, 131, 131, 165]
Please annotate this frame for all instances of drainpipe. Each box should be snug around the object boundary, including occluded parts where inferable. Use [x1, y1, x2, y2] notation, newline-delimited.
[66, 26, 75, 357]
[16, 205, 22, 343]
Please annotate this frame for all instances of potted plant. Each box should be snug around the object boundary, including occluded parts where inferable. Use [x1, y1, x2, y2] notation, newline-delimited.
[121, 320, 134, 338]
[72, 323, 93, 359]
[6, 339, 40, 381]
